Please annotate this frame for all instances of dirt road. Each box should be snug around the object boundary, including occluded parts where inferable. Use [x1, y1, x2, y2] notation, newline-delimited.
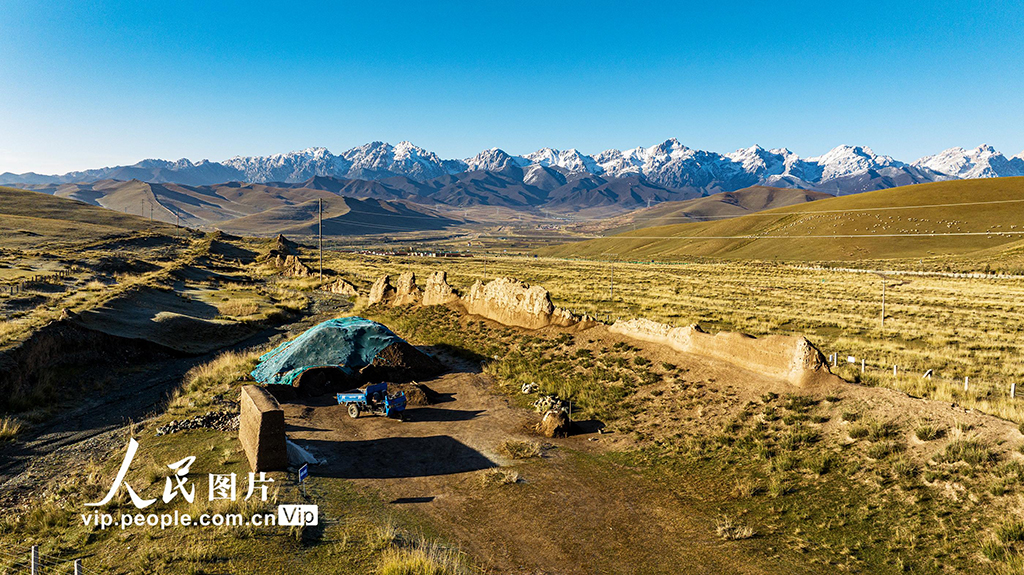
[282, 348, 812, 575]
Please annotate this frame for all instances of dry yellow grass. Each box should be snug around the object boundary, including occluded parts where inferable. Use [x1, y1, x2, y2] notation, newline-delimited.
[0, 417, 22, 442]
[378, 540, 467, 575]
[324, 251, 1024, 423]
[217, 299, 260, 318]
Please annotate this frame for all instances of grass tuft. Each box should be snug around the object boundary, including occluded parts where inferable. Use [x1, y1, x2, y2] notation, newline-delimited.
[496, 439, 541, 460]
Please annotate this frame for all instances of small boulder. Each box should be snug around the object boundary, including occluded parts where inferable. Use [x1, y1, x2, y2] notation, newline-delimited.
[536, 409, 570, 438]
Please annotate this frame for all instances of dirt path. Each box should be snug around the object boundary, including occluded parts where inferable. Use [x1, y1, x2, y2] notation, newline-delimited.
[281, 348, 816, 574]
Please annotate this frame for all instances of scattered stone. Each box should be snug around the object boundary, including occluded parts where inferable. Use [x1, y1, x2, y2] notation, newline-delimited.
[533, 395, 566, 414]
[155, 411, 238, 436]
[521, 382, 539, 394]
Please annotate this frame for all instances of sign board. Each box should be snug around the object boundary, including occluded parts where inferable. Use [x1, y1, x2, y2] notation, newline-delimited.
[847, 356, 856, 364]
[298, 463, 309, 483]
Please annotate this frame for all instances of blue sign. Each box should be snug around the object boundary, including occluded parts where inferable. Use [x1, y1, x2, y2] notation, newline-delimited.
[298, 463, 309, 483]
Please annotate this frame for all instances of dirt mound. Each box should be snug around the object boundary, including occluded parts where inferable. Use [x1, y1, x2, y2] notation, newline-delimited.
[609, 317, 840, 388]
[389, 382, 439, 406]
[323, 278, 358, 296]
[422, 271, 459, 306]
[367, 275, 396, 306]
[393, 271, 421, 306]
[536, 409, 570, 438]
[359, 340, 445, 383]
[274, 254, 312, 277]
[462, 277, 587, 330]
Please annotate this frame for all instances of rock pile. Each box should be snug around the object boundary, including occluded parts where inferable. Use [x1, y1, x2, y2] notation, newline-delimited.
[155, 411, 239, 436]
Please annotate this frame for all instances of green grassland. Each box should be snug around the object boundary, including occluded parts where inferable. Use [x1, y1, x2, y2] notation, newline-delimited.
[541, 177, 1024, 262]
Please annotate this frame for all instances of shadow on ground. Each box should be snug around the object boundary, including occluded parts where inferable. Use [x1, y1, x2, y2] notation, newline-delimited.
[302, 435, 496, 479]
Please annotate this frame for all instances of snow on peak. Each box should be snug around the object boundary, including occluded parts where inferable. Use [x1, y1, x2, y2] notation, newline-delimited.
[465, 148, 528, 172]
[807, 145, 901, 181]
[913, 145, 1024, 179]
[523, 147, 600, 174]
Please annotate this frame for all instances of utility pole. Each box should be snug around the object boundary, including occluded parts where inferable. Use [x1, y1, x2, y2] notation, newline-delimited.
[318, 198, 323, 279]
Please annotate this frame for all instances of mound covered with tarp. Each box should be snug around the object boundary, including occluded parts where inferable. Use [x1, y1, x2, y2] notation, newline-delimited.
[250, 317, 442, 392]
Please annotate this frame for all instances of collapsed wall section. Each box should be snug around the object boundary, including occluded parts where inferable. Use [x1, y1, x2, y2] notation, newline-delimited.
[609, 317, 839, 388]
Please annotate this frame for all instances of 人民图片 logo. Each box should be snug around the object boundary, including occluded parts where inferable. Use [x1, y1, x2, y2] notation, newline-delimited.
[81, 438, 317, 530]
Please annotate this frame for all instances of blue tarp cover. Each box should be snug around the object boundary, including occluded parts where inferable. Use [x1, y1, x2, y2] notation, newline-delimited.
[250, 317, 404, 386]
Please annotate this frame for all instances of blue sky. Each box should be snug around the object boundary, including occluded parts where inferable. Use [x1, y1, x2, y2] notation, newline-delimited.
[1, 0, 1022, 173]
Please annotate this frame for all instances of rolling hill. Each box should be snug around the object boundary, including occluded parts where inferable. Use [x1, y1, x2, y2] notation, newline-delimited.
[18, 180, 461, 236]
[592, 186, 833, 234]
[214, 197, 458, 236]
[539, 177, 1024, 261]
[0, 186, 178, 248]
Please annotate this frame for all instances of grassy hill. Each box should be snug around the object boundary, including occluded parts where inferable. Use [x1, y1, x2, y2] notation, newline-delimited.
[541, 177, 1024, 261]
[594, 186, 832, 234]
[18, 180, 463, 237]
[0, 186, 178, 248]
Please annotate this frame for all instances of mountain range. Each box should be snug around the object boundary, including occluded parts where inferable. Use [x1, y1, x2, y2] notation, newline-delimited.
[4, 141, 1023, 213]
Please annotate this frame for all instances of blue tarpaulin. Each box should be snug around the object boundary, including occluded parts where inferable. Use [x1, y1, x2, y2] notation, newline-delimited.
[250, 317, 406, 386]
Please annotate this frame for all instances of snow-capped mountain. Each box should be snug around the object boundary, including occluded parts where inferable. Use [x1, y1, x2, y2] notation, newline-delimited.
[340, 141, 466, 180]
[463, 148, 528, 173]
[3, 140, 1022, 203]
[222, 147, 342, 183]
[913, 145, 1024, 179]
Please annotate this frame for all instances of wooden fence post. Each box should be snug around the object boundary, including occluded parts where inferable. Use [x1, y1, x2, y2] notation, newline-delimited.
[893, 365, 898, 376]
[75, 558, 84, 575]
[964, 377, 969, 392]
[1012, 383, 1016, 399]
[31, 545, 39, 575]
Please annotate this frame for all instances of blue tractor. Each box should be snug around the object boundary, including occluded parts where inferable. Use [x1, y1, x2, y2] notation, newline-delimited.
[337, 382, 407, 420]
